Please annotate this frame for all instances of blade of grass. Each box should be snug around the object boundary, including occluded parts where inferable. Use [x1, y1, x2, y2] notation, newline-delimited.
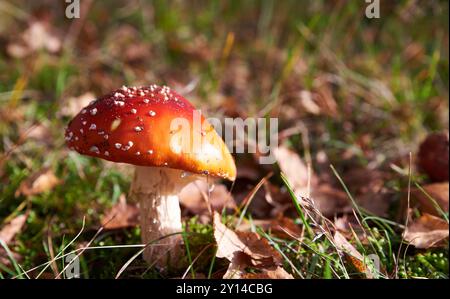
[280, 172, 313, 237]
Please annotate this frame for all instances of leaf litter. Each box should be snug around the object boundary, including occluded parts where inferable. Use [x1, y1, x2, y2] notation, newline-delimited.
[213, 212, 293, 279]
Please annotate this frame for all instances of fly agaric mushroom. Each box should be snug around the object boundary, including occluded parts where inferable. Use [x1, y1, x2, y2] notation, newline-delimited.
[65, 84, 236, 267]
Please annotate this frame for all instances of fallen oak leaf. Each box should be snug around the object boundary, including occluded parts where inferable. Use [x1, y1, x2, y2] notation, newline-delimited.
[333, 231, 376, 278]
[269, 217, 303, 239]
[403, 213, 448, 249]
[222, 251, 250, 279]
[411, 183, 449, 217]
[213, 212, 281, 267]
[101, 195, 139, 230]
[237, 217, 302, 240]
[15, 168, 61, 197]
[222, 252, 293, 279]
[179, 180, 236, 217]
[213, 212, 293, 279]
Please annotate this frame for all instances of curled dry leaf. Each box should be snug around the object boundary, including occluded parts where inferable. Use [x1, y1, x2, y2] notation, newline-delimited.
[0, 213, 28, 244]
[411, 183, 449, 216]
[333, 231, 375, 278]
[15, 168, 61, 197]
[179, 180, 236, 217]
[101, 195, 139, 230]
[333, 231, 364, 261]
[403, 213, 449, 249]
[213, 212, 293, 279]
[299, 90, 321, 115]
[417, 131, 449, 182]
[274, 145, 312, 194]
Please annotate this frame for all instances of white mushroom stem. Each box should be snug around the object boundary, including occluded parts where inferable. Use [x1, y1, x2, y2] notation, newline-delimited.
[129, 166, 197, 268]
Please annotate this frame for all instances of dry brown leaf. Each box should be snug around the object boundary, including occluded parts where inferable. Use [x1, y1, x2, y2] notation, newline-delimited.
[19, 123, 52, 145]
[403, 213, 449, 249]
[333, 231, 364, 261]
[411, 183, 449, 216]
[223, 252, 293, 279]
[241, 266, 295, 279]
[214, 213, 281, 266]
[59, 92, 96, 118]
[0, 250, 22, 269]
[267, 217, 302, 239]
[313, 77, 339, 117]
[310, 184, 352, 217]
[417, 131, 449, 182]
[299, 90, 321, 115]
[274, 145, 315, 195]
[0, 213, 28, 244]
[0, 213, 28, 268]
[7, 22, 61, 58]
[274, 145, 353, 217]
[334, 214, 366, 241]
[213, 212, 293, 279]
[15, 168, 61, 197]
[333, 231, 376, 278]
[340, 168, 393, 217]
[179, 180, 236, 217]
[101, 195, 139, 230]
[403, 42, 425, 63]
[237, 217, 302, 240]
[357, 192, 392, 217]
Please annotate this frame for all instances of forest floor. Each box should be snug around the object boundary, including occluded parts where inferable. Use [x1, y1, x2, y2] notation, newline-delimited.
[0, 1, 448, 279]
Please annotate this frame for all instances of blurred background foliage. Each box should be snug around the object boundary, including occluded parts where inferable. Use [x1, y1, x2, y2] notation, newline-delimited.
[0, 0, 448, 278]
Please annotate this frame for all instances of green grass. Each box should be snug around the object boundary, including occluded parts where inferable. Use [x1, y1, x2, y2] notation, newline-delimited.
[0, 0, 448, 279]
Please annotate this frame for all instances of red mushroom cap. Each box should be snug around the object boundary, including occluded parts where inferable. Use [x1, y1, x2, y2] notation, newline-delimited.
[65, 85, 236, 181]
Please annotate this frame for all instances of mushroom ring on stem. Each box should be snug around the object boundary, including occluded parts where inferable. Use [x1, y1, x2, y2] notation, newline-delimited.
[65, 84, 236, 268]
